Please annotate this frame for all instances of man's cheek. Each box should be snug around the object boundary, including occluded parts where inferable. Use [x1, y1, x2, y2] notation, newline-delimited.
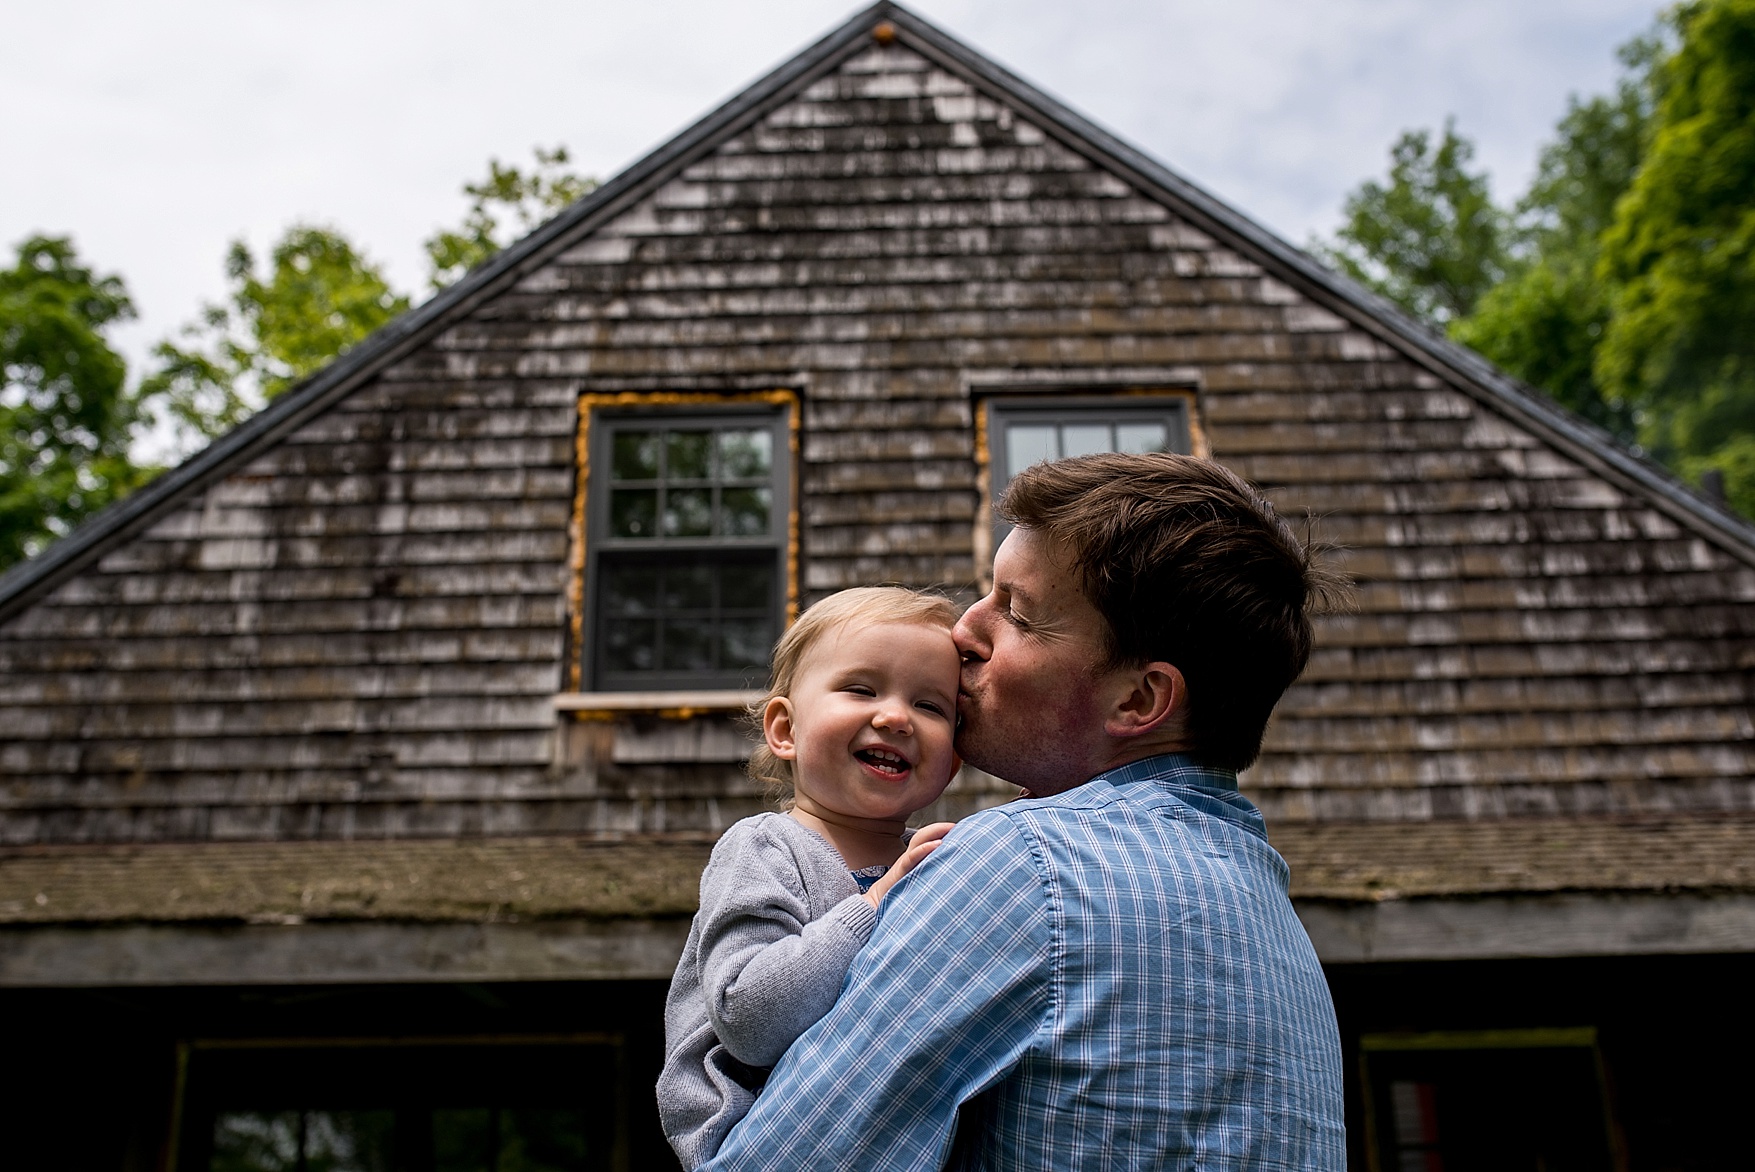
[1033, 687, 1089, 740]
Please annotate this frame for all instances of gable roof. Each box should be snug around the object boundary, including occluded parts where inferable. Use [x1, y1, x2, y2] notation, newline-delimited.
[5, 0, 1753, 629]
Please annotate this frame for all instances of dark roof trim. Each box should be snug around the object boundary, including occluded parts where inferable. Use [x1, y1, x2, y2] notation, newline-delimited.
[6, 1, 1752, 624]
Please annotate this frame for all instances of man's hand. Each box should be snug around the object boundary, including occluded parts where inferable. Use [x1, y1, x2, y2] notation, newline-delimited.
[862, 822, 955, 908]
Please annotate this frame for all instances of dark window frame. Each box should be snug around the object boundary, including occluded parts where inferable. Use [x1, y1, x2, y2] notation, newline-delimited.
[582, 405, 792, 693]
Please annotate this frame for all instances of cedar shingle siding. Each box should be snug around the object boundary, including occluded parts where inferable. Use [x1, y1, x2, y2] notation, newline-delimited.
[2, 17, 1753, 852]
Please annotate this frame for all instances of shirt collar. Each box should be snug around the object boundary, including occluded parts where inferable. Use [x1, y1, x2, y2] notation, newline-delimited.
[1100, 752, 1237, 791]
[1095, 753, 1269, 843]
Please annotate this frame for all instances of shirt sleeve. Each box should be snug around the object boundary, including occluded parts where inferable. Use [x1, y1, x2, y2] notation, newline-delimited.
[697, 826, 880, 1068]
[699, 812, 1055, 1172]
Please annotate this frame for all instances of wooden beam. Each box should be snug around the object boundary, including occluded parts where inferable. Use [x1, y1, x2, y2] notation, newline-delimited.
[1300, 892, 1755, 963]
[0, 918, 692, 987]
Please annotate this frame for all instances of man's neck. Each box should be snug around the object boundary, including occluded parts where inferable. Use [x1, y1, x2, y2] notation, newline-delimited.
[1014, 735, 1198, 799]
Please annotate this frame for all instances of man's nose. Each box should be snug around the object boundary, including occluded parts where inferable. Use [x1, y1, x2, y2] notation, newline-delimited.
[953, 603, 990, 662]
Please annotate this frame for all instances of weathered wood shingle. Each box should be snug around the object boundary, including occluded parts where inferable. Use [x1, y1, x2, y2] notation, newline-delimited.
[1, 6, 1751, 848]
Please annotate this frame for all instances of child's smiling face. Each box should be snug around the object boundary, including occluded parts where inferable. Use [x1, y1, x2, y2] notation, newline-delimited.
[763, 620, 961, 827]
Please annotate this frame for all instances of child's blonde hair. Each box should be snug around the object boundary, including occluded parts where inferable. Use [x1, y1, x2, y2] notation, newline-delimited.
[747, 586, 961, 794]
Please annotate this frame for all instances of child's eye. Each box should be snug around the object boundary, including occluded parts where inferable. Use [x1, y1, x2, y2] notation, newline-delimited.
[843, 684, 876, 697]
[915, 700, 947, 717]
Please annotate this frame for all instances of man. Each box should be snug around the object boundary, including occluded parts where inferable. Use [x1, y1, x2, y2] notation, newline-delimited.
[700, 453, 1349, 1170]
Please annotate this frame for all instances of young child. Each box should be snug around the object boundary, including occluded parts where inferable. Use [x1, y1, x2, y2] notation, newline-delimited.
[656, 586, 962, 1169]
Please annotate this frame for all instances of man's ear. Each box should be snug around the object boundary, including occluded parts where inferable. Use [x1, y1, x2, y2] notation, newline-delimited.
[763, 697, 799, 760]
[1103, 661, 1186, 740]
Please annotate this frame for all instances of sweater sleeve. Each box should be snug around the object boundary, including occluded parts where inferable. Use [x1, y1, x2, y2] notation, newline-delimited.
[695, 823, 880, 1068]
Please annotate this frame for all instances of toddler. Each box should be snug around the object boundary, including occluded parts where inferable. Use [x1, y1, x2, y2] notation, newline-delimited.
[656, 586, 962, 1169]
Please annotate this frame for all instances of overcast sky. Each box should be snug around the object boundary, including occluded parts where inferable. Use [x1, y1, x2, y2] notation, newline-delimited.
[4, 0, 1659, 378]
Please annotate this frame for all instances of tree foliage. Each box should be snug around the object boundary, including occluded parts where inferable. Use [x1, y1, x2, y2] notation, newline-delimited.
[0, 236, 153, 566]
[144, 225, 409, 444]
[1327, 2, 1755, 515]
[141, 147, 594, 451]
[3, 147, 594, 567]
[1597, 0, 1755, 512]
[424, 146, 597, 289]
[1319, 122, 1510, 324]
[1453, 38, 1656, 443]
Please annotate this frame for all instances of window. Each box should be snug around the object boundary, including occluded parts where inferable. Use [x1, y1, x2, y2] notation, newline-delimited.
[987, 398, 1192, 497]
[175, 1037, 623, 1172]
[585, 407, 790, 692]
[1360, 1029, 1618, 1172]
[982, 397, 1194, 560]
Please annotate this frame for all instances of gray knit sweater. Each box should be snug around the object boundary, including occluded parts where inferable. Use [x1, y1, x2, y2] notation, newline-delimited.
[658, 812, 882, 1169]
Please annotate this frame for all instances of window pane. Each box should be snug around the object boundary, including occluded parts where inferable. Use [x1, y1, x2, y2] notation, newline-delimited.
[666, 430, 712, 480]
[433, 1108, 493, 1172]
[663, 488, 713, 537]
[602, 565, 658, 614]
[303, 1111, 395, 1172]
[191, 1044, 616, 1172]
[1115, 422, 1169, 454]
[603, 618, 657, 672]
[1006, 425, 1057, 474]
[591, 410, 785, 688]
[721, 619, 773, 670]
[720, 486, 771, 536]
[608, 489, 657, 538]
[210, 1111, 396, 1172]
[1060, 423, 1112, 457]
[499, 1108, 591, 1172]
[1367, 1043, 1615, 1172]
[718, 429, 772, 478]
[212, 1112, 300, 1172]
[661, 619, 715, 671]
[661, 564, 714, 611]
[610, 431, 659, 480]
[720, 562, 774, 610]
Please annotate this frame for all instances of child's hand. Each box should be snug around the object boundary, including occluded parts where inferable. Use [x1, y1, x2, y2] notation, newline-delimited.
[862, 822, 956, 909]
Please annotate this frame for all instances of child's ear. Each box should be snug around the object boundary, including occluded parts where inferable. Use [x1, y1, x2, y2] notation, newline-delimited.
[763, 697, 799, 760]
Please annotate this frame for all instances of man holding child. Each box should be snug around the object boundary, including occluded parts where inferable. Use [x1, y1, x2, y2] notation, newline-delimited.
[688, 452, 1349, 1170]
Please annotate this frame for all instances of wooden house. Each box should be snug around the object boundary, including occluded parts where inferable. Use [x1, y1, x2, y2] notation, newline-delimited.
[3, 5, 1751, 1168]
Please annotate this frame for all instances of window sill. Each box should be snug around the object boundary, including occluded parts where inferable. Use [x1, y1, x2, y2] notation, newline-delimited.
[553, 690, 764, 720]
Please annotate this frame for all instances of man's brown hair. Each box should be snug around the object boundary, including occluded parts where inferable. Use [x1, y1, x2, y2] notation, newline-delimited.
[999, 452, 1348, 772]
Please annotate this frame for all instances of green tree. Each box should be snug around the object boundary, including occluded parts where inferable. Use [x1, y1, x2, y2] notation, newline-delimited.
[145, 225, 409, 443]
[0, 236, 154, 567]
[1453, 38, 1657, 443]
[1597, 0, 1755, 513]
[1319, 121, 1511, 324]
[425, 146, 596, 289]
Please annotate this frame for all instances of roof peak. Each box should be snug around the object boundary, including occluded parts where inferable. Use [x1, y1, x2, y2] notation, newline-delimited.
[4, 0, 1752, 623]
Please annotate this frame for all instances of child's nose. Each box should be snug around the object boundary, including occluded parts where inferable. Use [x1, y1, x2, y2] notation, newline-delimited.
[872, 700, 912, 733]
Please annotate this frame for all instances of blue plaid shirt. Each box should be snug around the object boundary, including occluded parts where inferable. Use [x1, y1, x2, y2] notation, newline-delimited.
[700, 754, 1346, 1171]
